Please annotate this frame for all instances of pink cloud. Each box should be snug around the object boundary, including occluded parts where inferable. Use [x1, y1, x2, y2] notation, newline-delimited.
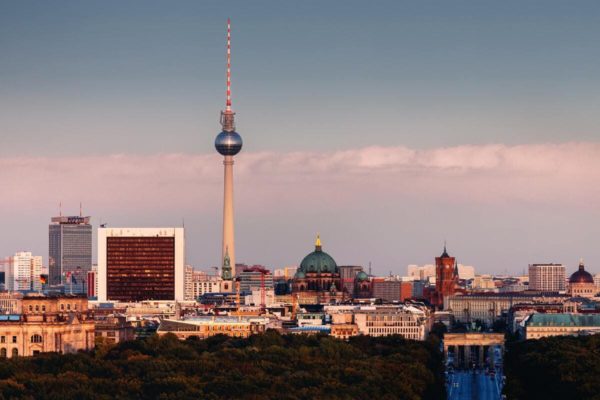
[1, 142, 599, 214]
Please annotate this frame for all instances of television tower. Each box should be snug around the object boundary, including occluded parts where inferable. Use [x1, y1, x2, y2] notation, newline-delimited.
[215, 18, 243, 278]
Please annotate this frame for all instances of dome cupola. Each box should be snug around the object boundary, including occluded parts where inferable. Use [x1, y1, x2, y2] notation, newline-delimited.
[298, 235, 338, 274]
[569, 260, 594, 284]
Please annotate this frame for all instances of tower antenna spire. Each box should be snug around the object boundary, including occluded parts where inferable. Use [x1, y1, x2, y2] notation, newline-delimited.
[220, 18, 235, 132]
[226, 17, 232, 112]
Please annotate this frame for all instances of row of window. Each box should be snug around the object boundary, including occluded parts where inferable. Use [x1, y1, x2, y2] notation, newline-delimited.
[1, 335, 43, 344]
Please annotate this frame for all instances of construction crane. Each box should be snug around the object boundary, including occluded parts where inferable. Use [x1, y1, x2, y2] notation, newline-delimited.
[235, 278, 241, 320]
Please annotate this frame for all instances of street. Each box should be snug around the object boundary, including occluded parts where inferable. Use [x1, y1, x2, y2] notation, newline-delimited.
[447, 371, 502, 400]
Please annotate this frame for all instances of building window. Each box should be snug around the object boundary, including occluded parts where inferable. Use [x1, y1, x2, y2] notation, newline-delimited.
[12, 336, 17, 344]
[61, 304, 64, 310]
[42, 305, 46, 312]
[11, 348, 17, 357]
[0, 336, 4, 344]
[35, 305, 39, 312]
[31, 334, 43, 343]
[0, 349, 5, 358]
[29, 305, 33, 312]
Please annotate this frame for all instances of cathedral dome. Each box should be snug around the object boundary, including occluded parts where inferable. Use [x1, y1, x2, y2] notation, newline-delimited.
[569, 261, 594, 284]
[298, 235, 338, 274]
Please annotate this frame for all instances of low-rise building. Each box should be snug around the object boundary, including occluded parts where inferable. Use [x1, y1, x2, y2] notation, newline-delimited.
[0, 295, 94, 358]
[156, 316, 267, 339]
[94, 315, 136, 344]
[446, 292, 568, 325]
[524, 313, 600, 340]
[327, 304, 431, 341]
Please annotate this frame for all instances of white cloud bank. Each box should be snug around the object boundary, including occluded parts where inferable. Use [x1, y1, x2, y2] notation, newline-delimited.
[1, 142, 598, 213]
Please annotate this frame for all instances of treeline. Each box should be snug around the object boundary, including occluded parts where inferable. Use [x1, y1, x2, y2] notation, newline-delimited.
[504, 335, 600, 400]
[0, 331, 445, 400]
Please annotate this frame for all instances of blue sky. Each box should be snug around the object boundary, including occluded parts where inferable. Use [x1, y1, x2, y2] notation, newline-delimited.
[1, 1, 600, 274]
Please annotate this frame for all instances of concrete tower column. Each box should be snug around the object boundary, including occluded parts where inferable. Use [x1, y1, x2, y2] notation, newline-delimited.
[222, 155, 236, 276]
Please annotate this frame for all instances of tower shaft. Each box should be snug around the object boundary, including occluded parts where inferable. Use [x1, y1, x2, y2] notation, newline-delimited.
[222, 155, 236, 276]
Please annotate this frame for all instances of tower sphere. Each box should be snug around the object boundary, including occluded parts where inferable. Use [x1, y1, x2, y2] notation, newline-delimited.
[215, 130, 243, 156]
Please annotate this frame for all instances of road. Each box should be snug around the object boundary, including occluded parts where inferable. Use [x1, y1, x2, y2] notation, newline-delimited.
[447, 371, 502, 400]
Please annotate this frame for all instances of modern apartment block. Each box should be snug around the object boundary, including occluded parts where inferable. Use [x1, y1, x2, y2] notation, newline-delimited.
[97, 228, 185, 302]
[48, 216, 92, 293]
[2, 252, 42, 292]
[528, 264, 566, 292]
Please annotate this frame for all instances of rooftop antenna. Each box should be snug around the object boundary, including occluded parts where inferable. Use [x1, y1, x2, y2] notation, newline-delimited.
[79, 202, 82, 217]
[368, 261, 372, 276]
[59, 201, 62, 217]
[220, 18, 235, 132]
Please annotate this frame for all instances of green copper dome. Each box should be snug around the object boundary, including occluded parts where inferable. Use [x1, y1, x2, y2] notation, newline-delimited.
[355, 271, 369, 281]
[298, 235, 338, 274]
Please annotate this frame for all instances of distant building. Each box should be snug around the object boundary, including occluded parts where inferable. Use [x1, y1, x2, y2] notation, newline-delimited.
[97, 227, 185, 302]
[184, 265, 194, 301]
[94, 315, 135, 344]
[328, 304, 431, 341]
[446, 292, 568, 325]
[191, 271, 221, 299]
[292, 236, 343, 304]
[524, 313, 600, 340]
[156, 316, 267, 339]
[86, 268, 97, 298]
[456, 265, 475, 280]
[2, 252, 42, 292]
[237, 265, 274, 294]
[528, 264, 566, 292]
[371, 279, 413, 302]
[432, 245, 458, 309]
[49, 215, 92, 293]
[567, 261, 596, 298]
[0, 295, 95, 358]
[472, 275, 496, 291]
[407, 264, 436, 280]
[339, 266, 364, 297]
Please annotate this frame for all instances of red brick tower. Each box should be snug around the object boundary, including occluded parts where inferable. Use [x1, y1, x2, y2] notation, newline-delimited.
[434, 244, 458, 309]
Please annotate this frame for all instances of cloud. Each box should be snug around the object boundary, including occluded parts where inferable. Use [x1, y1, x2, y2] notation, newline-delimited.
[1, 142, 599, 214]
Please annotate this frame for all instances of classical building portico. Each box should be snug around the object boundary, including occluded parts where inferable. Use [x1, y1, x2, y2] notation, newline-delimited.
[443, 333, 504, 369]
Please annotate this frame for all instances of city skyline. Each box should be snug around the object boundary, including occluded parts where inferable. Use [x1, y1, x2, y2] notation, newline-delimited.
[1, 1, 600, 274]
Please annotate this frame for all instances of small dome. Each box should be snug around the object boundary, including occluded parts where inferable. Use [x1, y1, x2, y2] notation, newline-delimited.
[294, 271, 306, 279]
[569, 262, 594, 284]
[355, 271, 369, 281]
[215, 131, 243, 156]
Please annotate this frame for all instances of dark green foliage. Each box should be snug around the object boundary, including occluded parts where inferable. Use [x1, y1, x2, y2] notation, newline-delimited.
[504, 335, 600, 400]
[0, 331, 445, 400]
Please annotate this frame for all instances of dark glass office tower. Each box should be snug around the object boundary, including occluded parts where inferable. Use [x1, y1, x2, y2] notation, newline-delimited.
[49, 216, 92, 294]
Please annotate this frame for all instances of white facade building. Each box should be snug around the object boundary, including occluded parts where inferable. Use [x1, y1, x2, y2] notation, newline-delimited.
[97, 228, 185, 302]
[191, 271, 222, 299]
[528, 264, 566, 292]
[2, 252, 42, 292]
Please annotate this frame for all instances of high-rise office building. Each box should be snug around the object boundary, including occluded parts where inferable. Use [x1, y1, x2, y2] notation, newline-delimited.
[2, 252, 42, 292]
[97, 228, 185, 302]
[528, 264, 566, 292]
[48, 215, 92, 293]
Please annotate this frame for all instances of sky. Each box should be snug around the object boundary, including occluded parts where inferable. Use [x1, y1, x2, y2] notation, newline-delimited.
[1, 1, 600, 275]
